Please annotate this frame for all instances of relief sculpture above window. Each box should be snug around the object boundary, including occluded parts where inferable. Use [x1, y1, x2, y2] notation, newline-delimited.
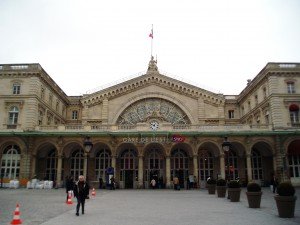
[117, 98, 190, 125]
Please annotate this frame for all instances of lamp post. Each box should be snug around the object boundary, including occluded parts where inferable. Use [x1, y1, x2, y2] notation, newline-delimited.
[83, 136, 93, 186]
[222, 136, 231, 182]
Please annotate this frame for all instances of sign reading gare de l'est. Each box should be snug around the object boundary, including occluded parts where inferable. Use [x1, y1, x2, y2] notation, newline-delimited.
[122, 135, 185, 144]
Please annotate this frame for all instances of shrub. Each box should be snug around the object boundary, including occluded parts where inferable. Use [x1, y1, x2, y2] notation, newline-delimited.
[207, 178, 216, 185]
[247, 182, 261, 192]
[216, 179, 226, 186]
[277, 182, 295, 196]
[227, 180, 240, 188]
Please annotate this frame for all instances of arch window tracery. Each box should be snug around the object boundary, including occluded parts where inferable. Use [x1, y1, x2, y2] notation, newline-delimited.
[1, 145, 21, 179]
[70, 149, 84, 179]
[118, 98, 189, 125]
[198, 151, 214, 181]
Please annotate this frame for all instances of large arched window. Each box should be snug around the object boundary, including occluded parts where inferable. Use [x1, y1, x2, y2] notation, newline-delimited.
[288, 140, 300, 178]
[119, 149, 138, 185]
[46, 149, 57, 181]
[70, 149, 84, 179]
[251, 149, 263, 180]
[198, 151, 214, 181]
[8, 106, 19, 125]
[95, 149, 111, 181]
[171, 148, 189, 187]
[145, 148, 164, 183]
[1, 145, 21, 179]
[225, 150, 239, 180]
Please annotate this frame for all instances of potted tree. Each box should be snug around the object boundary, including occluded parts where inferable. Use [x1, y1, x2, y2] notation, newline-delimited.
[227, 180, 241, 202]
[216, 179, 227, 198]
[246, 182, 262, 208]
[206, 178, 216, 194]
[274, 181, 297, 218]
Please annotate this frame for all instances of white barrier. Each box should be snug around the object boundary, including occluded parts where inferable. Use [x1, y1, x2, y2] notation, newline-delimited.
[9, 180, 20, 189]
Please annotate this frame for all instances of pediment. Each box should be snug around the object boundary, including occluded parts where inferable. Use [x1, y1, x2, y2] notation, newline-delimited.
[81, 71, 225, 107]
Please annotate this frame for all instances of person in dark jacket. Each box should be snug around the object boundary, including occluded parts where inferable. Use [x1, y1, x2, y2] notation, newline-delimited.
[73, 175, 90, 216]
[65, 176, 74, 202]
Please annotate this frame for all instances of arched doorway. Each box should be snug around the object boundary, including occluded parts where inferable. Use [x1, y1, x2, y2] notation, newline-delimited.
[120, 149, 138, 189]
[198, 150, 214, 182]
[70, 149, 84, 180]
[144, 144, 165, 189]
[225, 150, 239, 180]
[95, 148, 112, 184]
[45, 149, 58, 181]
[251, 141, 273, 186]
[171, 148, 189, 188]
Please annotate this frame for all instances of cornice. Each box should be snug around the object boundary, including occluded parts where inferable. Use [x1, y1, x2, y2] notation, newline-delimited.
[237, 63, 300, 102]
[81, 72, 226, 107]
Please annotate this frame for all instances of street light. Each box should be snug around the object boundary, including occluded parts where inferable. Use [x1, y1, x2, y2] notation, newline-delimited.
[83, 136, 93, 185]
[222, 136, 231, 181]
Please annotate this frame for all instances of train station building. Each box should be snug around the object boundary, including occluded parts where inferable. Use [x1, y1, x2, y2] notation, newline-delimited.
[0, 59, 299, 188]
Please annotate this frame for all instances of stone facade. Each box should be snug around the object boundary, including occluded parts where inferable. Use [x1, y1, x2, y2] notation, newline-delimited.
[0, 60, 299, 188]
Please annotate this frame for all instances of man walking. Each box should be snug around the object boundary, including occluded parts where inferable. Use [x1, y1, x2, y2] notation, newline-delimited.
[73, 175, 90, 216]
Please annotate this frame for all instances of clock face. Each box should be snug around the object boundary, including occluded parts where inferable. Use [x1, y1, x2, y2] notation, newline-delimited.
[150, 121, 159, 130]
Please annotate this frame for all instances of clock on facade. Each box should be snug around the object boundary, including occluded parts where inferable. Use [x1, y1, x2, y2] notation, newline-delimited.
[150, 121, 159, 130]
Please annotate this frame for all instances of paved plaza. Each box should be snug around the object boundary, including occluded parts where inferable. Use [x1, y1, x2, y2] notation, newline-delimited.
[0, 187, 299, 225]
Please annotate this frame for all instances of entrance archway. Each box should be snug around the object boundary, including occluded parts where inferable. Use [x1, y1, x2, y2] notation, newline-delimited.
[119, 149, 138, 189]
[171, 148, 189, 188]
[144, 144, 165, 189]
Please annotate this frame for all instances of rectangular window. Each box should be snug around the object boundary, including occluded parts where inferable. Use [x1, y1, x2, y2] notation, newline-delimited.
[72, 110, 78, 120]
[287, 82, 295, 94]
[13, 84, 21, 94]
[290, 111, 299, 123]
[9, 113, 18, 124]
[228, 110, 234, 119]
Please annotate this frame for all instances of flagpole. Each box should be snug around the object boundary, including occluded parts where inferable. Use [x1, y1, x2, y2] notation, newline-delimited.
[151, 24, 153, 57]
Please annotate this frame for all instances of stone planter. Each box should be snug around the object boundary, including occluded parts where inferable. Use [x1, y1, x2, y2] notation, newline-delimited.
[246, 192, 262, 208]
[207, 184, 216, 194]
[228, 188, 241, 202]
[274, 195, 297, 218]
[216, 186, 226, 198]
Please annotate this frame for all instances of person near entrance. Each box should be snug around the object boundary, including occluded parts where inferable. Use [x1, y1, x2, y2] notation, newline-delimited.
[74, 175, 90, 216]
[173, 176, 180, 190]
[150, 178, 156, 189]
[110, 176, 115, 190]
[65, 175, 74, 203]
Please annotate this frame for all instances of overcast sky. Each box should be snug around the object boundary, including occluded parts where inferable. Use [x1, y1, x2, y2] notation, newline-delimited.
[0, 0, 300, 96]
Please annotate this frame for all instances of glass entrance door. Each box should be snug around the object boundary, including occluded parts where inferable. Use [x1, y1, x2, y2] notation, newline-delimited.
[124, 170, 134, 189]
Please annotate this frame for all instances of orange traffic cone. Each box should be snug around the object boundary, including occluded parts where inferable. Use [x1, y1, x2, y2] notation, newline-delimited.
[91, 188, 96, 197]
[66, 191, 73, 205]
[10, 203, 22, 225]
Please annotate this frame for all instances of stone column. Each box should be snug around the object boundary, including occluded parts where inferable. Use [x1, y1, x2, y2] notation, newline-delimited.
[56, 154, 63, 187]
[220, 154, 225, 179]
[166, 156, 171, 188]
[193, 155, 198, 180]
[31, 154, 37, 178]
[83, 153, 88, 179]
[246, 154, 252, 183]
[138, 156, 144, 189]
[111, 155, 116, 169]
